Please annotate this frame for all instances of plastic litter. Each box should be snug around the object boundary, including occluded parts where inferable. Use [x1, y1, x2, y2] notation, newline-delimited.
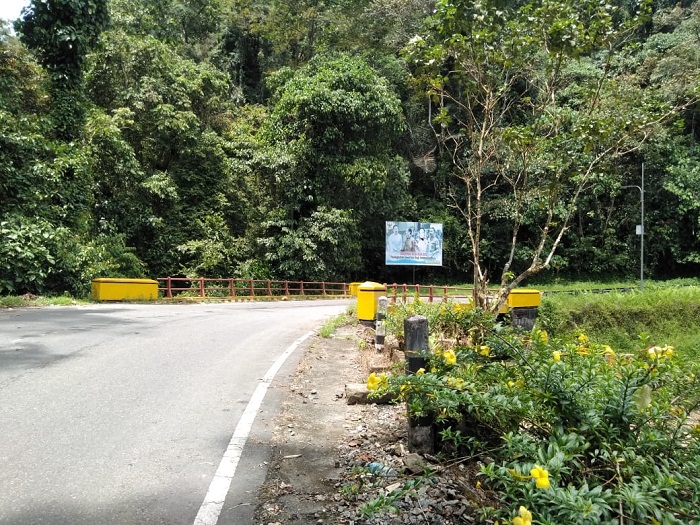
[366, 462, 397, 477]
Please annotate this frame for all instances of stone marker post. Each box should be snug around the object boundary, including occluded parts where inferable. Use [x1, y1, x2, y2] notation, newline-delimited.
[403, 314, 435, 454]
[404, 314, 429, 372]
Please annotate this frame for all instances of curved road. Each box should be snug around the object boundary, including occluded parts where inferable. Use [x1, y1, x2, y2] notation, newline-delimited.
[0, 300, 350, 524]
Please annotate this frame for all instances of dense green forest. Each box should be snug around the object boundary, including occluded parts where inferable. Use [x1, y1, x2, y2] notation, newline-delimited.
[1, 0, 698, 299]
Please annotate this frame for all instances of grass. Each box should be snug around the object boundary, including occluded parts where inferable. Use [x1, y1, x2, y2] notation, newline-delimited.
[319, 305, 357, 338]
[528, 276, 700, 292]
[537, 285, 700, 360]
[0, 294, 87, 308]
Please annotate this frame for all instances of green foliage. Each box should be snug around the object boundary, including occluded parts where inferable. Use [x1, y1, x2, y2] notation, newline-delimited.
[263, 53, 408, 218]
[385, 299, 494, 341]
[404, 0, 683, 308]
[0, 294, 86, 308]
[0, 215, 59, 294]
[538, 286, 700, 359]
[15, 0, 109, 86]
[177, 214, 250, 278]
[319, 312, 352, 338]
[2, 0, 700, 295]
[0, 214, 143, 296]
[259, 207, 362, 282]
[15, 0, 109, 138]
[374, 303, 700, 523]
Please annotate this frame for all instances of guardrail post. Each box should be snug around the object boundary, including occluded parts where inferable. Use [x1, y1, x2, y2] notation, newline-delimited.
[199, 278, 205, 297]
[166, 277, 172, 298]
[249, 280, 254, 297]
[321, 281, 326, 295]
[429, 285, 434, 303]
[266, 280, 271, 296]
[300, 281, 305, 296]
[284, 281, 289, 296]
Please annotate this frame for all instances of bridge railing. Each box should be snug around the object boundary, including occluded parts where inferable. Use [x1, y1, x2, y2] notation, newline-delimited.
[157, 277, 349, 299]
[384, 283, 475, 304]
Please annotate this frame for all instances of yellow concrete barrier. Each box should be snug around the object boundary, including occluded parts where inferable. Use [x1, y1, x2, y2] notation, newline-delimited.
[357, 281, 386, 323]
[91, 278, 159, 301]
[506, 289, 542, 308]
[349, 282, 363, 297]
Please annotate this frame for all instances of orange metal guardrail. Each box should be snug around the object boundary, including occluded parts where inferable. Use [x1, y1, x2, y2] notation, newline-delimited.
[384, 283, 475, 304]
[157, 277, 478, 302]
[157, 277, 350, 299]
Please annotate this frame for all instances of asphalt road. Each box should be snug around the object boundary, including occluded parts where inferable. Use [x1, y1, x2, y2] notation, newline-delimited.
[0, 300, 350, 525]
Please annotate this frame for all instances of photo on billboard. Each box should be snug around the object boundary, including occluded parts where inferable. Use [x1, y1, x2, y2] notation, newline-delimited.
[385, 221, 443, 266]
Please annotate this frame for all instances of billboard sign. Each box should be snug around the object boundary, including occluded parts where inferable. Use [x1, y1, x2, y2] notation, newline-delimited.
[385, 221, 443, 266]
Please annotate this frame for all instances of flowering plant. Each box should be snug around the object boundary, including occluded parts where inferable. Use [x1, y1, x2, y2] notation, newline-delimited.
[371, 301, 700, 524]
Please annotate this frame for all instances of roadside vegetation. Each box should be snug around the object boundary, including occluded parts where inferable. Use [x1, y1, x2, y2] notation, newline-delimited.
[2, 0, 700, 300]
[364, 287, 700, 524]
[539, 285, 700, 360]
[319, 307, 357, 338]
[0, 294, 85, 308]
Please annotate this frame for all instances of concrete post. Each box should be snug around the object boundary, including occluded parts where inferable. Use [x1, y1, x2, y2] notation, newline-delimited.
[404, 315, 429, 373]
[375, 296, 389, 349]
[403, 314, 435, 453]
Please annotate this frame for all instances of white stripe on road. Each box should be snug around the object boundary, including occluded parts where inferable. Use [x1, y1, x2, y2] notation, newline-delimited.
[193, 330, 315, 525]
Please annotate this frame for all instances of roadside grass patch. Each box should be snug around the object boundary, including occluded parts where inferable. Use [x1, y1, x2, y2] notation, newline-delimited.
[0, 294, 84, 308]
[538, 286, 700, 359]
[320, 310, 355, 338]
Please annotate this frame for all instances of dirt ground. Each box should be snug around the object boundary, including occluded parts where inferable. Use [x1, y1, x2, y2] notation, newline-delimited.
[253, 320, 506, 525]
[253, 324, 395, 524]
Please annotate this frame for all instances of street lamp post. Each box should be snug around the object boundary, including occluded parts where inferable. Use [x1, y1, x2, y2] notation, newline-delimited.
[622, 163, 645, 291]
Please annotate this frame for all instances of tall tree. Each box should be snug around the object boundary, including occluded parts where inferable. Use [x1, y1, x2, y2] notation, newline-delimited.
[258, 54, 415, 279]
[407, 0, 684, 310]
[15, 0, 109, 138]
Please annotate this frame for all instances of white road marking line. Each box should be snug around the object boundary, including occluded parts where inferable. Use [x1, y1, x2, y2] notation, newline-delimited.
[193, 330, 314, 525]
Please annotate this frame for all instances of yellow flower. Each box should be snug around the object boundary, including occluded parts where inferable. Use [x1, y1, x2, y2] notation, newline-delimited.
[443, 349, 457, 366]
[366, 372, 388, 391]
[507, 380, 516, 388]
[577, 333, 588, 344]
[479, 345, 491, 357]
[513, 506, 532, 525]
[670, 406, 684, 417]
[647, 345, 673, 360]
[446, 376, 466, 390]
[416, 368, 425, 375]
[538, 330, 548, 343]
[530, 465, 550, 490]
[602, 346, 615, 364]
[552, 351, 561, 362]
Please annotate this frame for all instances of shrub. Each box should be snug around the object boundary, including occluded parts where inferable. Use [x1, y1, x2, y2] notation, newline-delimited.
[373, 302, 700, 524]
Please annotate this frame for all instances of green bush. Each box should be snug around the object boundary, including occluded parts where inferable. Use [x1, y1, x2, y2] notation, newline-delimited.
[0, 214, 146, 297]
[0, 214, 62, 294]
[372, 302, 700, 524]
